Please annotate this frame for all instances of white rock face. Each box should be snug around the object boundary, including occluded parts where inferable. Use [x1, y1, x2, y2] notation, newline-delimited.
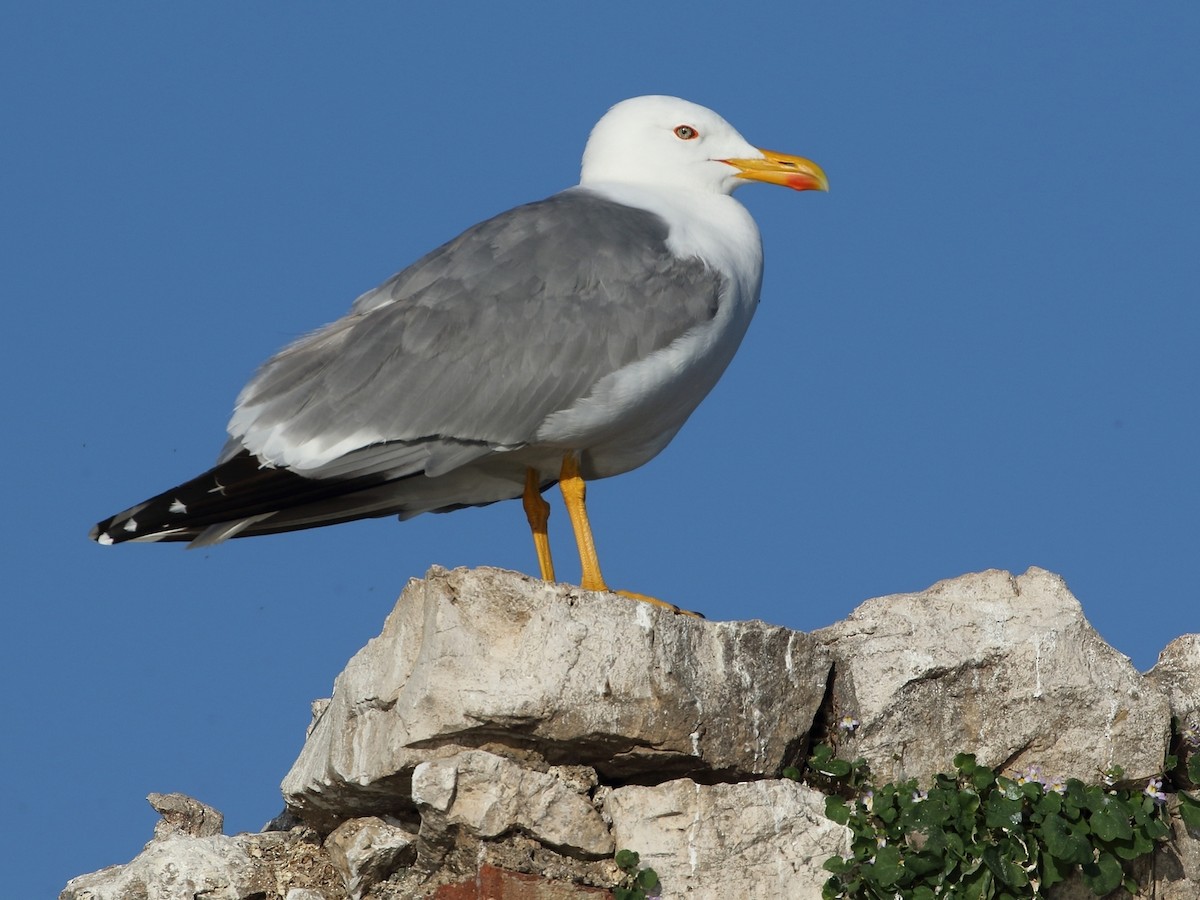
[1147, 633, 1200, 731]
[59, 833, 282, 900]
[814, 567, 1171, 786]
[605, 778, 850, 899]
[148, 792, 223, 840]
[61, 566, 1199, 900]
[283, 566, 831, 827]
[324, 815, 417, 899]
[412, 750, 614, 858]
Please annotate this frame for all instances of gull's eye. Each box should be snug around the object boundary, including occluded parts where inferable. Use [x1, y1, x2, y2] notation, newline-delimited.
[673, 124, 699, 140]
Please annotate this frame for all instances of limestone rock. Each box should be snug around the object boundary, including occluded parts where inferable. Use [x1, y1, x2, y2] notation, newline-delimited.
[1142, 633, 1200, 777]
[1147, 634, 1200, 720]
[412, 750, 613, 860]
[58, 833, 284, 900]
[148, 791, 224, 840]
[325, 816, 418, 898]
[1155, 808, 1200, 899]
[604, 777, 850, 899]
[62, 565, 1197, 900]
[283, 566, 831, 828]
[814, 567, 1170, 786]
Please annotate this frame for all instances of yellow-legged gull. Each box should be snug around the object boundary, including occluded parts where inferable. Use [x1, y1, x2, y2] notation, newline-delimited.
[91, 95, 828, 607]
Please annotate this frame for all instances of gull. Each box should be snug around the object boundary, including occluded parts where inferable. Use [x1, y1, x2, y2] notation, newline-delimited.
[91, 95, 828, 609]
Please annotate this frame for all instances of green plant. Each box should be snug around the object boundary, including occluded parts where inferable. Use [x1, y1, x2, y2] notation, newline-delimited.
[1179, 752, 1200, 832]
[614, 848, 660, 900]
[805, 747, 1175, 899]
[1175, 717, 1200, 833]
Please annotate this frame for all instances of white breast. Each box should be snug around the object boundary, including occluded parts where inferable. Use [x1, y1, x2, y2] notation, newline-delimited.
[533, 183, 764, 477]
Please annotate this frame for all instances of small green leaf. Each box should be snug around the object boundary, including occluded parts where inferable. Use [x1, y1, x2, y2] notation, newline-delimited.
[615, 849, 640, 870]
[1112, 831, 1150, 859]
[1041, 849, 1066, 888]
[781, 765, 801, 781]
[636, 867, 659, 890]
[810, 743, 833, 764]
[825, 795, 851, 825]
[1089, 795, 1133, 842]
[821, 757, 853, 777]
[1043, 814, 1092, 865]
[870, 844, 904, 886]
[1144, 815, 1171, 841]
[1081, 850, 1123, 895]
[1019, 780, 1043, 802]
[822, 854, 850, 874]
[1188, 754, 1200, 785]
[971, 765, 997, 793]
[982, 844, 1027, 888]
[961, 863, 992, 900]
[1179, 792, 1200, 831]
[984, 793, 1023, 830]
[1035, 790, 1062, 817]
[1063, 779, 1088, 812]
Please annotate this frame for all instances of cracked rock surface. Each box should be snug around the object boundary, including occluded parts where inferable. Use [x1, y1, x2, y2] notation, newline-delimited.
[282, 566, 831, 829]
[814, 567, 1171, 786]
[61, 566, 1199, 899]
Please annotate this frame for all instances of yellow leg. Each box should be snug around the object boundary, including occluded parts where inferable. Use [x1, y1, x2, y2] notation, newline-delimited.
[523, 467, 555, 582]
[558, 453, 702, 617]
[559, 453, 607, 592]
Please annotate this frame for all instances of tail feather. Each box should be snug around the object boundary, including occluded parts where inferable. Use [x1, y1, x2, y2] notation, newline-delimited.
[90, 450, 396, 546]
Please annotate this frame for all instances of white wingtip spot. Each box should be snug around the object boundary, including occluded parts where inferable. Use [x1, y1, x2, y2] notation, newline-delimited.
[169, 499, 187, 514]
[97, 532, 114, 546]
[122, 518, 138, 532]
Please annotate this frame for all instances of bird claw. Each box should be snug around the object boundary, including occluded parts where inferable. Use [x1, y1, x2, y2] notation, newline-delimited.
[615, 589, 705, 618]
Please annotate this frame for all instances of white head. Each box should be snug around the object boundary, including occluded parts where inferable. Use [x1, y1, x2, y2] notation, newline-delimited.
[579, 95, 828, 197]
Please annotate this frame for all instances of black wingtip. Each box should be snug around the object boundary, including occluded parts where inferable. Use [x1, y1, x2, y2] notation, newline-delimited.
[88, 449, 400, 546]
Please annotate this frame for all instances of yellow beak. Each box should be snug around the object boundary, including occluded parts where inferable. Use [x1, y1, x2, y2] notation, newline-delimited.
[722, 149, 829, 192]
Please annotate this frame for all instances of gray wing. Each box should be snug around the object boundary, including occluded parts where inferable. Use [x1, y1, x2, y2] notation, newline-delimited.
[227, 188, 725, 476]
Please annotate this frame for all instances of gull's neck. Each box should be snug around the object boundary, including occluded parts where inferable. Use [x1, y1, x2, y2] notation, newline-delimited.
[576, 181, 764, 304]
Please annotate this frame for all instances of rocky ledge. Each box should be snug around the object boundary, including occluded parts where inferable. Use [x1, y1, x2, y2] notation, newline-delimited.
[62, 566, 1199, 899]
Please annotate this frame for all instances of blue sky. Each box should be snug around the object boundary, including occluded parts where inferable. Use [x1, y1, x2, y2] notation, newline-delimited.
[4, 4, 1197, 896]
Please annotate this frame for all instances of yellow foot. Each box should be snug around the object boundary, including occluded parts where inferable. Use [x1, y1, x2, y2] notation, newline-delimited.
[615, 589, 705, 618]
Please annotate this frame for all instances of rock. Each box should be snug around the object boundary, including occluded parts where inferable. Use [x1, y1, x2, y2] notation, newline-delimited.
[59, 832, 285, 900]
[604, 777, 850, 899]
[1119, 634, 1200, 900]
[325, 816, 418, 899]
[1048, 809, 1200, 900]
[412, 750, 613, 860]
[1147, 634, 1200, 783]
[1155, 806, 1200, 899]
[61, 795, 344, 900]
[62, 566, 1199, 900]
[814, 567, 1170, 786]
[1147, 634, 1200, 724]
[148, 791, 224, 840]
[283, 566, 831, 828]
